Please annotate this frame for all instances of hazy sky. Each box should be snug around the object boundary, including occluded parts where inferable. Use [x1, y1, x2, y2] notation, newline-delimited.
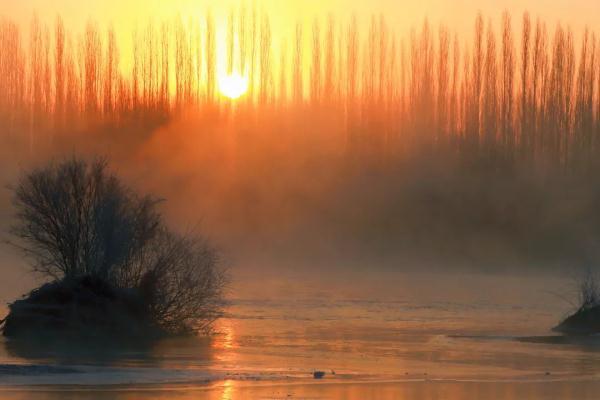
[4, 0, 598, 79]
[4, 0, 600, 36]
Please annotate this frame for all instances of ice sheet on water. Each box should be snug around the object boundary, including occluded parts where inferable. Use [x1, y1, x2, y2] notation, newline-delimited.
[0, 364, 294, 386]
[0, 364, 80, 376]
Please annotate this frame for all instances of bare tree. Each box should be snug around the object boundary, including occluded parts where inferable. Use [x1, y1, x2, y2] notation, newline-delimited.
[238, 5, 248, 75]
[227, 9, 235, 75]
[311, 18, 322, 105]
[347, 16, 359, 107]
[324, 14, 336, 103]
[483, 19, 498, 149]
[259, 13, 272, 105]
[139, 229, 226, 334]
[9, 157, 226, 335]
[293, 21, 304, 104]
[83, 20, 102, 118]
[278, 39, 288, 103]
[520, 12, 532, 157]
[103, 25, 118, 117]
[469, 13, 484, 144]
[205, 12, 216, 103]
[578, 267, 600, 311]
[11, 158, 160, 281]
[501, 12, 516, 155]
[437, 25, 450, 139]
[54, 16, 66, 130]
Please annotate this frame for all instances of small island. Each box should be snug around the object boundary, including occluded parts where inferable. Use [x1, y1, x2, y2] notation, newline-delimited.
[554, 306, 600, 336]
[1, 158, 227, 342]
[554, 269, 600, 336]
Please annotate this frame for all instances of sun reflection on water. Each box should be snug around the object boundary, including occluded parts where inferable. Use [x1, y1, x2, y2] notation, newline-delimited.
[214, 320, 235, 350]
[212, 319, 238, 365]
[220, 380, 234, 400]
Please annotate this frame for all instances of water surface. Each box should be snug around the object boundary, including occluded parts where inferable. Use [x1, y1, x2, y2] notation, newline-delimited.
[1, 272, 598, 399]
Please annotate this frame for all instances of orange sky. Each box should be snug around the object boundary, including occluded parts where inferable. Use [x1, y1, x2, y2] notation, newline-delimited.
[3, 0, 599, 97]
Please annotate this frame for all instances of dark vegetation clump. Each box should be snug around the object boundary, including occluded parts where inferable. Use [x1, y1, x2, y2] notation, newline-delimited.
[554, 268, 600, 335]
[2, 158, 226, 340]
[3, 276, 151, 339]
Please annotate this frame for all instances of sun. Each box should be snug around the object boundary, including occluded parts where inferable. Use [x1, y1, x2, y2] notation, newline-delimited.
[219, 73, 249, 100]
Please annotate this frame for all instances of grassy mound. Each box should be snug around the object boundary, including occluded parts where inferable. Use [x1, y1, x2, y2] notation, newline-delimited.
[2, 276, 162, 340]
[554, 306, 600, 336]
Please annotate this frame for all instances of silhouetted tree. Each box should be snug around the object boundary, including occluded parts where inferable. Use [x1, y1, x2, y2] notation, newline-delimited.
[11, 158, 160, 281]
[10, 158, 226, 334]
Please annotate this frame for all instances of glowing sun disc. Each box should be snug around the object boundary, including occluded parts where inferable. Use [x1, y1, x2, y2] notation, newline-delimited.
[219, 74, 249, 99]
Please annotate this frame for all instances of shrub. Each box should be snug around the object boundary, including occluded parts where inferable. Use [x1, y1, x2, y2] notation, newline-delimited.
[577, 267, 600, 311]
[139, 229, 227, 334]
[8, 157, 226, 336]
